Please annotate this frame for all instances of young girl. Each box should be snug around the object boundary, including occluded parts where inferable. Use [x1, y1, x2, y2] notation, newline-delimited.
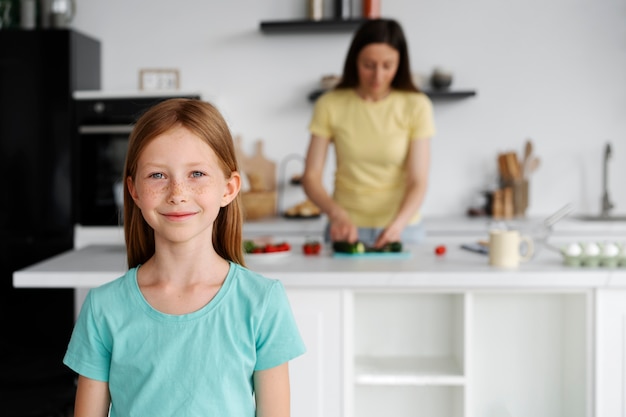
[64, 98, 306, 417]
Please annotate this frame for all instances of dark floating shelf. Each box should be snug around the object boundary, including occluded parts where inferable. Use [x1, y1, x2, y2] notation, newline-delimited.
[260, 18, 367, 33]
[424, 90, 477, 99]
[308, 89, 477, 102]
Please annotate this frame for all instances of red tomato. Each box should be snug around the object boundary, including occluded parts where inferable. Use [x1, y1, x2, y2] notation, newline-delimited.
[435, 245, 447, 256]
[251, 247, 264, 254]
[275, 242, 291, 252]
[303, 242, 322, 255]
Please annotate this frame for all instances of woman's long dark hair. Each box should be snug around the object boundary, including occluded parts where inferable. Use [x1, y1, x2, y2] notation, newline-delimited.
[335, 18, 419, 92]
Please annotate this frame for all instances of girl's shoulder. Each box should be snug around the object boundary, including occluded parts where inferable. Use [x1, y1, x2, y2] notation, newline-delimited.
[228, 263, 287, 301]
[87, 268, 137, 305]
[229, 263, 280, 288]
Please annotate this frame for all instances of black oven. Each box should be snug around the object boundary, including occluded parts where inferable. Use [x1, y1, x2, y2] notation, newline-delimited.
[74, 92, 201, 226]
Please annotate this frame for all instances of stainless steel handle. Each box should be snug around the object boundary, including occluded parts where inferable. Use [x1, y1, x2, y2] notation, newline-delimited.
[78, 125, 134, 134]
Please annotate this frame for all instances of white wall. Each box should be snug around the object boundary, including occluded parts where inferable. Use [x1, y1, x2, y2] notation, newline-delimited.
[72, 0, 626, 218]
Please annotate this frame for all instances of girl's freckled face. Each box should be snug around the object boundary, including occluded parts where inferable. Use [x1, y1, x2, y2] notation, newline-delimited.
[127, 126, 235, 243]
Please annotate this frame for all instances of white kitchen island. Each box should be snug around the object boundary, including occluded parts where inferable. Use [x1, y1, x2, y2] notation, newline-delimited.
[13, 235, 626, 417]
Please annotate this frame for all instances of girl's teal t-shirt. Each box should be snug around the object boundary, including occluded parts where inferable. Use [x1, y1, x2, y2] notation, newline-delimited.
[63, 262, 306, 417]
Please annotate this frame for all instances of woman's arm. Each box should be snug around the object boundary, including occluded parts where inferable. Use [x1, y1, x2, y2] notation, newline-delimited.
[301, 134, 358, 242]
[254, 362, 291, 417]
[74, 375, 111, 417]
[375, 137, 431, 247]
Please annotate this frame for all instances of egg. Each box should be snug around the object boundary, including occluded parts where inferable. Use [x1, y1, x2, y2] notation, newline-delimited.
[602, 243, 620, 258]
[565, 243, 582, 257]
[583, 242, 600, 257]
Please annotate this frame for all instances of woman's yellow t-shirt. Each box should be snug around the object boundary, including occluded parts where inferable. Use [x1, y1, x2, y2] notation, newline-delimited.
[308, 89, 435, 228]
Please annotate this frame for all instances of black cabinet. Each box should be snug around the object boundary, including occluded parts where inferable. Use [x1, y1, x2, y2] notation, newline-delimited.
[0, 29, 100, 414]
[0, 30, 100, 237]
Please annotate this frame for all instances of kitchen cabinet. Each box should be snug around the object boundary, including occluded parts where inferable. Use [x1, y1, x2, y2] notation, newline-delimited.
[15, 229, 626, 417]
[259, 18, 366, 34]
[346, 291, 467, 417]
[0, 29, 100, 414]
[595, 289, 626, 417]
[287, 290, 344, 417]
[341, 290, 589, 417]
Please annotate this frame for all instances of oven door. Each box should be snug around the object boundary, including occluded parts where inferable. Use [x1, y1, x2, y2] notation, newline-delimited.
[77, 124, 132, 226]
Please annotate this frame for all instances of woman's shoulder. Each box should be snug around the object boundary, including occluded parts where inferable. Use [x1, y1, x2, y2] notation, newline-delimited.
[317, 88, 356, 105]
[392, 90, 432, 105]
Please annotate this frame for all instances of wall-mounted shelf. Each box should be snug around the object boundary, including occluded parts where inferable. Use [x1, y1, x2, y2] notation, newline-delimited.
[260, 18, 367, 34]
[308, 89, 477, 102]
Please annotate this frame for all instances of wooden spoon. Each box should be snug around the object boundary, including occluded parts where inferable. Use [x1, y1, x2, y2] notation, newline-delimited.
[523, 139, 533, 176]
[524, 139, 533, 160]
[525, 156, 540, 178]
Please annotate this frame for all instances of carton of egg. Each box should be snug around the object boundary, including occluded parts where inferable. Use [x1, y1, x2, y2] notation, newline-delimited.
[617, 246, 625, 265]
[561, 242, 626, 267]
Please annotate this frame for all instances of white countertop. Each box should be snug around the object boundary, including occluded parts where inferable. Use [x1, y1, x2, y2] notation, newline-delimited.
[13, 239, 626, 290]
[18, 216, 624, 291]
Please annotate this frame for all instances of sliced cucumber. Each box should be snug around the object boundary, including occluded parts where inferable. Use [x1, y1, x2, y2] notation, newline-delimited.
[332, 241, 366, 254]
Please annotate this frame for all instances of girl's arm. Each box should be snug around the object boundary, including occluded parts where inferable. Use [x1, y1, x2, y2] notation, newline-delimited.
[74, 375, 111, 417]
[254, 362, 291, 417]
[302, 134, 358, 243]
[375, 137, 431, 247]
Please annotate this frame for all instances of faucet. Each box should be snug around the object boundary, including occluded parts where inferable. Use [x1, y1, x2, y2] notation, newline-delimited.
[601, 142, 614, 218]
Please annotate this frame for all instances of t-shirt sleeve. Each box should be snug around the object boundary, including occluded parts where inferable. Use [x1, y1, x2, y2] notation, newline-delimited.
[254, 281, 306, 370]
[308, 93, 333, 139]
[63, 289, 112, 382]
[410, 94, 436, 140]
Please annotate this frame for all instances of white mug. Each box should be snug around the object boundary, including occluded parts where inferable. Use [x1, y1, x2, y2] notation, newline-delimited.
[489, 230, 534, 268]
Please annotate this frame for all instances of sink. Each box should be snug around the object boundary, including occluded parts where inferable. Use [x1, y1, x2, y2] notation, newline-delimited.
[575, 215, 626, 222]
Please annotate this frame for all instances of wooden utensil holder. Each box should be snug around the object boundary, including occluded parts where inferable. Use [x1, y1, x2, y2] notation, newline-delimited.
[504, 179, 528, 217]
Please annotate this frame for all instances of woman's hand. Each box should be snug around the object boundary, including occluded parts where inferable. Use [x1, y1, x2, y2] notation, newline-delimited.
[374, 223, 403, 248]
[302, 134, 359, 243]
[329, 211, 359, 243]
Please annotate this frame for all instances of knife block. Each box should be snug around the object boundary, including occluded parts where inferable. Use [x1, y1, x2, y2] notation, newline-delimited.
[504, 179, 529, 217]
[492, 179, 528, 219]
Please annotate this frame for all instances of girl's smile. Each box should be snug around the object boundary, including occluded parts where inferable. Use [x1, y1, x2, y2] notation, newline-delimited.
[160, 211, 199, 221]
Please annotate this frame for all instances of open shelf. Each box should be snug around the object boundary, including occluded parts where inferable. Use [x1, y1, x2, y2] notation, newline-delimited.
[260, 18, 367, 33]
[308, 88, 477, 102]
[355, 385, 465, 417]
[355, 356, 465, 386]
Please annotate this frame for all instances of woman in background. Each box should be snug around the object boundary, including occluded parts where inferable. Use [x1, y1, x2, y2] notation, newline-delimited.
[302, 18, 435, 248]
